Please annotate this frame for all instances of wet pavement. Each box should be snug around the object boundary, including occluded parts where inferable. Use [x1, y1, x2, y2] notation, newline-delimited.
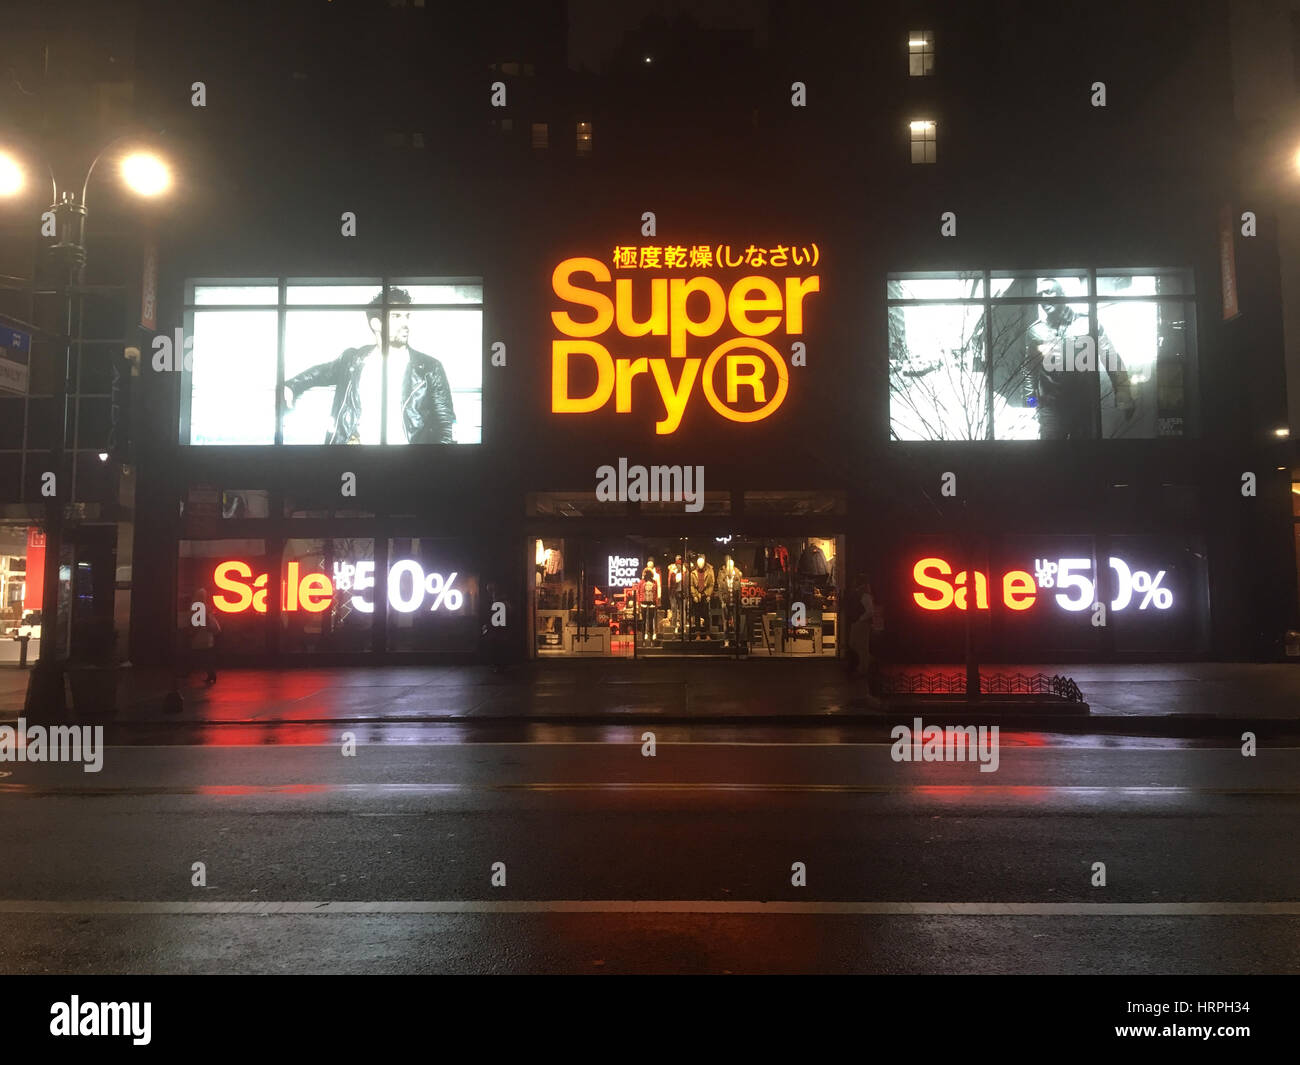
[2, 729, 1297, 974]
[3, 659, 1300, 733]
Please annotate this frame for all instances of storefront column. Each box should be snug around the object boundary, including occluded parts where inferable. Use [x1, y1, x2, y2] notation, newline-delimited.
[266, 534, 283, 658]
[371, 528, 389, 654]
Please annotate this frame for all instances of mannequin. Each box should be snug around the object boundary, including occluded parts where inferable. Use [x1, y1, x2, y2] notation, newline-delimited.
[797, 539, 827, 577]
[667, 554, 687, 638]
[644, 557, 663, 603]
[718, 555, 743, 643]
[639, 563, 661, 643]
[690, 554, 716, 639]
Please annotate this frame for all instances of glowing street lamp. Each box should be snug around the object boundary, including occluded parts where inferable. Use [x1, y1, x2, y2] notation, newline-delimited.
[12, 136, 174, 716]
[120, 151, 171, 197]
[0, 151, 24, 197]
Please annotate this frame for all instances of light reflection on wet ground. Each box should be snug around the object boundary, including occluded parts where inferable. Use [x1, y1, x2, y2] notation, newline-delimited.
[83, 721, 1287, 748]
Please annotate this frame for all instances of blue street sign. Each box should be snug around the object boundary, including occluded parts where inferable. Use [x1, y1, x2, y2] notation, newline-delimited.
[0, 324, 31, 395]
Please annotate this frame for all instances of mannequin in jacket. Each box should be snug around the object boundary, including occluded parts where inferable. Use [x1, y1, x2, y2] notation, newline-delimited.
[640, 560, 662, 642]
[690, 555, 716, 639]
[797, 541, 829, 577]
[643, 557, 663, 600]
[667, 554, 687, 637]
[717, 555, 743, 643]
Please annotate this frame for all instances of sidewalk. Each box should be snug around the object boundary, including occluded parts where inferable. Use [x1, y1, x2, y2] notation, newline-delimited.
[2, 660, 1299, 734]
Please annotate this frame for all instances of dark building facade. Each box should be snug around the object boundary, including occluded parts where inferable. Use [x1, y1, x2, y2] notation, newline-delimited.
[0, 0, 156, 668]
[5, 0, 1298, 671]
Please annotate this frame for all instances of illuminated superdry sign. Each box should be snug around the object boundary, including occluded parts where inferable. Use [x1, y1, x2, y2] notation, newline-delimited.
[911, 556, 1176, 614]
[213, 560, 466, 614]
[551, 243, 821, 434]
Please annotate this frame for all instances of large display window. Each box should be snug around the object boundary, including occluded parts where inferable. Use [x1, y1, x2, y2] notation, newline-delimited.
[177, 539, 269, 655]
[178, 536, 478, 655]
[182, 278, 483, 446]
[386, 537, 480, 653]
[1294, 479, 1300, 617]
[280, 538, 374, 653]
[888, 269, 1195, 441]
[530, 535, 843, 657]
[896, 532, 1210, 655]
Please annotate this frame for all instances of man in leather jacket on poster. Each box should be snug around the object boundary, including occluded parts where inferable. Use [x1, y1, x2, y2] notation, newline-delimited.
[283, 287, 456, 444]
[1021, 279, 1133, 440]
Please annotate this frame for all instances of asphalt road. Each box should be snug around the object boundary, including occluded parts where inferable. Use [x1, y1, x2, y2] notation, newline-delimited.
[1, 725, 1297, 974]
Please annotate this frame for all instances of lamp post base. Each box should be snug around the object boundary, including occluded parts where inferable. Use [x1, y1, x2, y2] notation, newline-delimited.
[24, 659, 67, 721]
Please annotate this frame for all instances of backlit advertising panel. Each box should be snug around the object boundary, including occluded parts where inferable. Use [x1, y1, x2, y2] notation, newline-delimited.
[386, 537, 480, 652]
[180, 539, 478, 654]
[887, 270, 1195, 441]
[184, 280, 483, 445]
[903, 534, 1210, 653]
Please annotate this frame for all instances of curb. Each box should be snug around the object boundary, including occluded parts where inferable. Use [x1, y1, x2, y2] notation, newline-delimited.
[16, 711, 1294, 739]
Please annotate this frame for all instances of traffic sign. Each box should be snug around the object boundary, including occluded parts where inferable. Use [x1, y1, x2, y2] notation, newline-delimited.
[0, 324, 31, 395]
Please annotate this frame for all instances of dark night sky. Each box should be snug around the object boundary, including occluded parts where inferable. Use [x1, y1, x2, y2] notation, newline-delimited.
[566, 0, 769, 71]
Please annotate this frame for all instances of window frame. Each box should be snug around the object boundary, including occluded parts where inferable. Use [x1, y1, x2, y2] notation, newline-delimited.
[886, 267, 1197, 442]
[908, 30, 935, 77]
[909, 119, 937, 164]
[181, 276, 485, 447]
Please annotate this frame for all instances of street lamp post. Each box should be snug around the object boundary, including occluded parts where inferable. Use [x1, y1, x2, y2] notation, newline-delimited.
[0, 139, 172, 717]
[27, 189, 85, 715]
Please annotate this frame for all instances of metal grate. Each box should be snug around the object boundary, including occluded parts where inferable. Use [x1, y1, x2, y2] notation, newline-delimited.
[881, 671, 1085, 702]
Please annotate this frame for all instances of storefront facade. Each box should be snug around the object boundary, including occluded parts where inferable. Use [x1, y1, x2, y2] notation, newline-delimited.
[130, 172, 1299, 669]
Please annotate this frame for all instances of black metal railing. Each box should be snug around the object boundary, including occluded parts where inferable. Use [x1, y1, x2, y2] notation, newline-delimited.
[880, 671, 1085, 702]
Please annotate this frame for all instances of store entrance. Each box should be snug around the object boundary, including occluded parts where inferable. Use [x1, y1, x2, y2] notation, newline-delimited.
[530, 535, 842, 658]
[69, 525, 117, 662]
[0, 525, 38, 666]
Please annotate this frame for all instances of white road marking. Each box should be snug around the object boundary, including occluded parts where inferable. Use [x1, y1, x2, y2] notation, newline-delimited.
[1, 782, 1295, 795]
[0, 900, 1296, 916]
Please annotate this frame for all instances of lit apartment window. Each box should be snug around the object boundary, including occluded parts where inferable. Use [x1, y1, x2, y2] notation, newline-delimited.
[909, 119, 936, 163]
[576, 120, 593, 156]
[532, 122, 549, 149]
[908, 30, 934, 76]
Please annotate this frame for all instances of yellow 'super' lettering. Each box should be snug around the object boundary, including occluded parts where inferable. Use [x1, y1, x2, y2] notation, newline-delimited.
[548, 252, 820, 432]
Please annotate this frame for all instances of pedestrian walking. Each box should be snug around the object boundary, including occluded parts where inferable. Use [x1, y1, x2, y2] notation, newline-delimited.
[190, 587, 220, 685]
[847, 576, 875, 679]
[843, 574, 865, 674]
[482, 582, 512, 673]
